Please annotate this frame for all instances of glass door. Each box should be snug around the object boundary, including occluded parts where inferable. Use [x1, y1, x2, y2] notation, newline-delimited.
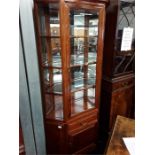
[35, 1, 106, 120]
[113, 0, 135, 75]
[69, 9, 99, 116]
[36, 2, 64, 120]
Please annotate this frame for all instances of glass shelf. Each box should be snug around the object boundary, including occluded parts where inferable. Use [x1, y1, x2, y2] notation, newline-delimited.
[45, 77, 95, 95]
[42, 53, 96, 68]
[71, 99, 95, 116]
[43, 68, 62, 87]
[71, 78, 95, 91]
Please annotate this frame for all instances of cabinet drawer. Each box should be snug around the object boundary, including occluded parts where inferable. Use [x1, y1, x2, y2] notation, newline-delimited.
[67, 113, 97, 134]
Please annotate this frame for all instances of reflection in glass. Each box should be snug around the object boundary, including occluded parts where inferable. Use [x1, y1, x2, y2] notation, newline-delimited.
[115, 0, 135, 51]
[45, 94, 63, 119]
[38, 4, 60, 36]
[44, 68, 62, 94]
[41, 38, 61, 67]
[113, 0, 135, 75]
[88, 64, 96, 78]
[71, 88, 95, 115]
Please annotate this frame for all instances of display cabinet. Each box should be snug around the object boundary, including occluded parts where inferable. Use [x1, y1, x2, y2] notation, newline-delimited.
[34, 0, 108, 154]
[99, 0, 135, 137]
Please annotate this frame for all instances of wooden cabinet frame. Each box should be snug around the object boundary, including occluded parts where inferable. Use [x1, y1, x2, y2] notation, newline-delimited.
[34, 0, 108, 154]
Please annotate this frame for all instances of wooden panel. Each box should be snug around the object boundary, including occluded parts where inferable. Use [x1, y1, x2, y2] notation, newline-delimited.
[95, 6, 106, 109]
[112, 78, 134, 92]
[68, 122, 98, 153]
[102, 74, 134, 93]
[45, 121, 67, 154]
[65, 0, 108, 7]
[60, 0, 71, 120]
[67, 110, 98, 133]
[68, 116, 97, 134]
[109, 86, 134, 129]
[102, 0, 119, 78]
[45, 117, 98, 154]
[67, 109, 98, 153]
[100, 74, 135, 136]
[73, 143, 96, 154]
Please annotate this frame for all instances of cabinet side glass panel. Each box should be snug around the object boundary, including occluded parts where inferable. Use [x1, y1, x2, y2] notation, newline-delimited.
[38, 3, 63, 120]
[69, 9, 99, 116]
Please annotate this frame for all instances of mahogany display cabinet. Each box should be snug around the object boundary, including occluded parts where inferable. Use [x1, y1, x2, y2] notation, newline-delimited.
[34, 0, 109, 154]
[99, 0, 135, 137]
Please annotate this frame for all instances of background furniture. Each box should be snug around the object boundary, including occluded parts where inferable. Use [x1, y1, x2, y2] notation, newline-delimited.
[105, 115, 135, 155]
[34, 0, 108, 154]
[19, 125, 25, 155]
[99, 0, 135, 141]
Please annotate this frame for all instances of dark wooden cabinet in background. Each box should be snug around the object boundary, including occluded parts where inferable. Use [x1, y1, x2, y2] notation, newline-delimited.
[34, 0, 108, 154]
[103, 74, 134, 130]
[19, 124, 25, 155]
[99, 0, 135, 136]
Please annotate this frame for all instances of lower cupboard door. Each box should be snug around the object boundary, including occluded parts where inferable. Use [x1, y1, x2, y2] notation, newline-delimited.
[68, 123, 98, 153]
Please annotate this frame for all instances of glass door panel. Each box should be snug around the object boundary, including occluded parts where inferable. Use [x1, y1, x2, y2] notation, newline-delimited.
[113, 0, 135, 75]
[38, 3, 63, 120]
[69, 9, 99, 116]
[115, 0, 135, 51]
